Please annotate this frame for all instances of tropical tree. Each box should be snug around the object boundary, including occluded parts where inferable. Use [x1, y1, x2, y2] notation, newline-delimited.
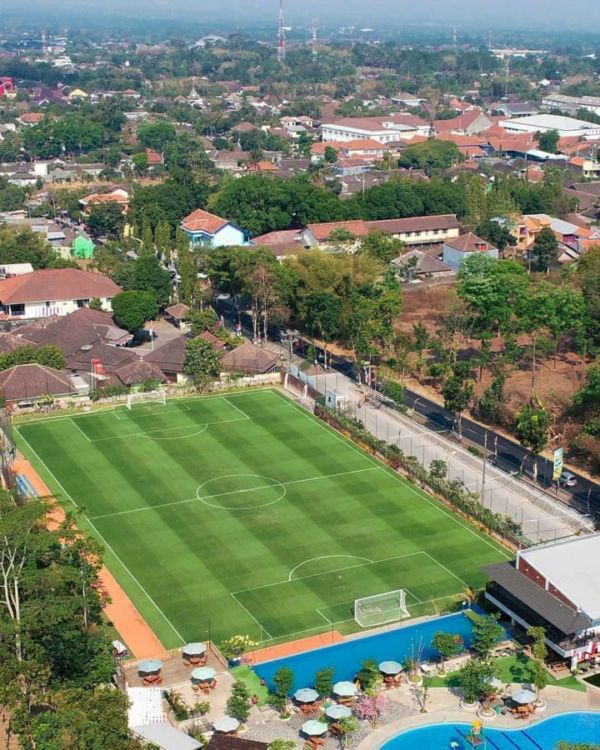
[176, 229, 197, 305]
[226, 681, 251, 722]
[337, 715, 360, 748]
[86, 202, 125, 239]
[133, 253, 172, 308]
[533, 226, 559, 272]
[354, 694, 386, 728]
[514, 398, 551, 481]
[183, 339, 222, 390]
[432, 632, 464, 674]
[457, 658, 499, 705]
[469, 612, 503, 662]
[111, 290, 158, 334]
[314, 668, 334, 698]
[442, 362, 474, 439]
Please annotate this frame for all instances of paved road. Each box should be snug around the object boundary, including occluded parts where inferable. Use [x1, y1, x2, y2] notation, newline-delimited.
[213, 300, 599, 522]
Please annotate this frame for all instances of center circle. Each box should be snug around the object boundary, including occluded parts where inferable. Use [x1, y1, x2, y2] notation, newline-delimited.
[196, 474, 286, 510]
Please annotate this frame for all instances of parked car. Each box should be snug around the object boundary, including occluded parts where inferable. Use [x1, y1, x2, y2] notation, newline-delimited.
[558, 470, 577, 487]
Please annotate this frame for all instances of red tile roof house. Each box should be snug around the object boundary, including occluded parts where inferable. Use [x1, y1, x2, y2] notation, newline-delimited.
[301, 215, 460, 251]
[0, 269, 121, 320]
[0, 363, 78, 406]
[442, 232, 499, 271]
[181, 208, 250, 249]
[79, 188, 129, 214]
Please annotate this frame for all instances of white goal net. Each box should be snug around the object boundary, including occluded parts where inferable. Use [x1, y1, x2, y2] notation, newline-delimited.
[126, 390, 167, 410]
[354, 589, 409, 628]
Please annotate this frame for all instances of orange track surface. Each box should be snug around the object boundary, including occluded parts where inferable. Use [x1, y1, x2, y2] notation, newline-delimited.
[245, 631, 344, 664]
[13, 457, 166, 659]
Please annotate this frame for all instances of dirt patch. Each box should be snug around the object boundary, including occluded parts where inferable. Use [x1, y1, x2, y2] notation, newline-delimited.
[12, 457, 166, 660]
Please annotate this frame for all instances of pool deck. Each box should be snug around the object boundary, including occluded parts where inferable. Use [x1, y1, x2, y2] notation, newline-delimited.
[356, 684, 599, 750]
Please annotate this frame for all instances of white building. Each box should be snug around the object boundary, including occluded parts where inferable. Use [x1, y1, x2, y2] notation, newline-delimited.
[321, 115, 430, 144]
[0, 269, 121, 319]
[542, 93, 600, 116]
[499, 114, 600, 140]
[181, 208, 249, 248]
[485, 534, 600, 667]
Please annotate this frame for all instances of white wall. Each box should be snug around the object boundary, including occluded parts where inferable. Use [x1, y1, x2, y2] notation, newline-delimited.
[443, 246, 499, 272]
[12, 296, 114, 319]
[213, 224, 246, 247]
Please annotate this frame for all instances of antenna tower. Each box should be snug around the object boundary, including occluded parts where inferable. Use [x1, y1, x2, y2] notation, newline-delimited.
[277, 0, 286, 63]
[452, 26, 457, 50]
[311, 17, 318, 57]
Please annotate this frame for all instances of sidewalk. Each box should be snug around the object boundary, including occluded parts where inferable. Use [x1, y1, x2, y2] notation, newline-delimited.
[291, 367, 592, 545]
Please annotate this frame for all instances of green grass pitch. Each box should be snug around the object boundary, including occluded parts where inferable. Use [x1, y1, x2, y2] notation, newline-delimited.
[15, 389, 509, 648]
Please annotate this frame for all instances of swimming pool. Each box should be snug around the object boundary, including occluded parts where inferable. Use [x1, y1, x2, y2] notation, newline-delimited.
[380, 712, 600, 750]
[254, 610, 479, 690]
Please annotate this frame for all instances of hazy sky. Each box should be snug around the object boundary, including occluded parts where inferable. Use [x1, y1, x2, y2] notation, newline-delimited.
[9, 0, 600, 29]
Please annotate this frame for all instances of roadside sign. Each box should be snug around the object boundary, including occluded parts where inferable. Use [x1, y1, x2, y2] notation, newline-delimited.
[553, 447, 564, 481]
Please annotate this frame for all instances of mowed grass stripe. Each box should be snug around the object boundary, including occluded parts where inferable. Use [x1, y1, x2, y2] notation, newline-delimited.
[16, 388, 508, 646]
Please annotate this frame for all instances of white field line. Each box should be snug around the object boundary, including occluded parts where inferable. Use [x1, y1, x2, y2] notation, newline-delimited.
[87, 416, 247, 443]
[221, 395, 251, 420]
[230, 592, 272, 640]
[14, 426, 185, 643]
[272, 392, 512, 560]
[232, 550, 426, 595]
[69, 417, 92, 443]
[423, 551, 468, 588]
[88, 467, 377, 521]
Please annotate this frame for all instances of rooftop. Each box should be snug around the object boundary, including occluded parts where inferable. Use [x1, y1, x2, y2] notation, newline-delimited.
[182, 208, 229, 235]
[518, 534, 600, 621]
[0, 269, 121, 306]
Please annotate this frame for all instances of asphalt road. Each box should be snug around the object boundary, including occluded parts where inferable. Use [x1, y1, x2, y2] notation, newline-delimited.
[213, 300, 599, 520]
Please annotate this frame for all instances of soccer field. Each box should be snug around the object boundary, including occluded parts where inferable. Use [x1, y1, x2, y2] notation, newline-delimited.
[15, 389, 509, 648]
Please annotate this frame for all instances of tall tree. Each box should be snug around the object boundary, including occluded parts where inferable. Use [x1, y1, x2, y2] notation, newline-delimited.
[183, 338, 222, 390]
[442, 362, 475, 439]
[155, 220, 172, 263]
[176, 229, 197, 306]
[111, 290, 158, 334]
[514, 397, 551, 481]
[533, 226, 559, 272]
[133, 254, 172, 309]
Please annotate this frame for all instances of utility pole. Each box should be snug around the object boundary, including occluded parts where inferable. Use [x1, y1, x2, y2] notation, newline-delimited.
[481, 429, 488, 505]
[277, 0, 286, 64]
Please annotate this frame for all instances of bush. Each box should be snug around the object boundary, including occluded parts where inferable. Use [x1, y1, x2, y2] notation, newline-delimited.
[164, 689, 189, 720]
[226, 681, 251, 722]
[90, 384, 128, 402]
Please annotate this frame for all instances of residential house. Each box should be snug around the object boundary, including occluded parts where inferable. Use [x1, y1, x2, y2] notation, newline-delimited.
[79, 188, 129, 214]
[442, 232, 499, 271]
[181, 208, 248, 249]
[0, 269, 121, 319]
[220, 341, 278, 374]
[484, 535, 600, 667]
[494, 102, 539, 118]
[24, 307, 130, 355]
[143, 336, 188, 382]
[391, 249, 453, 280]
[164, 303, 190, 329]
[252, 229, 305, 260]
[433, 109, 493, 136]
[114, 358, 166, 387]
[390, 92, 427, 108]
[0, 364, 78, 406]
[569, 157, 600, 179]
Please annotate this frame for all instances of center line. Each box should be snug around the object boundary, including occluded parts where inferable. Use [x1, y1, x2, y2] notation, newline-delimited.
[88, 467, 377, 520]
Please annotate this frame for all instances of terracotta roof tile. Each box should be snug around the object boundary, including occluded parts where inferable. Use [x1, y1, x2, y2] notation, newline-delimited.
[0, 364, 75, 402]
[0, 269, 121, 306]
[181, 208, 229, 234]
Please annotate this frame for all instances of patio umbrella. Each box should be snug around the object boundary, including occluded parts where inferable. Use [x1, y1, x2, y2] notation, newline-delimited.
[325, 705, 352, 720]
[379, 660, 403, 675]
[511, 688, 536, 704]
[191, 666, 216, 682]
[138, 659, 163, 674]
[484, 676, 504, 691]
[294, 688, 319, 703]
[302, 721, 328, 736]
[214, 717, 240, 733]
[333, 681, 357, 697]
[183, 642, 206, 656]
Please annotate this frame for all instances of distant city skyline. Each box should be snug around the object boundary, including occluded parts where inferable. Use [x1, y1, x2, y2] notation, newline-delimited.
[7, 0, 600, 29]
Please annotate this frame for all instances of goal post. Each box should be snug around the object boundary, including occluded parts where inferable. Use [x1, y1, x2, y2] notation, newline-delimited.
[126, 390, 167, 410]
[354, 589, 410, 628]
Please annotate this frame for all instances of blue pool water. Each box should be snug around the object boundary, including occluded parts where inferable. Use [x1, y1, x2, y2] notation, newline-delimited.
[381, 712, 600, 750]
[254, 610, 477, 690]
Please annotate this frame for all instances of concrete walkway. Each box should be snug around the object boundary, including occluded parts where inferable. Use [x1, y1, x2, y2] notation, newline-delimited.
[300, 369, 592, 545]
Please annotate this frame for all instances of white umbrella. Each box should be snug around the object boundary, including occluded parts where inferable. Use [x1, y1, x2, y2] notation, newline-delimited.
[302, 721, 328, 736]
[294, 688, 319, 703]
[511, 688, 536, 704]
[333, 681, 357, 697]
[214, 717, 240, 733]
[138, 659, 163, 674]
[191, 666, 216, 682]
[183, 642, 206, 656]
[379, 660, 403, 675]
[325, 705, 352, 720]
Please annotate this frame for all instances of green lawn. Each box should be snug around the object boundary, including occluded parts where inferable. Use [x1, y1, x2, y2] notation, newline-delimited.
[430, 652, 585, 692]
[15, 389, 509, 648]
